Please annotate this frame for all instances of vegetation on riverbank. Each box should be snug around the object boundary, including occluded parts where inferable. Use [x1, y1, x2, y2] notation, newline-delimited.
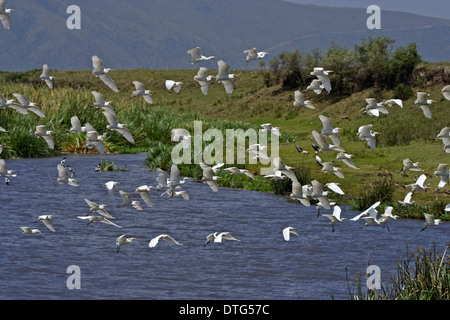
[0, 37, 448, 220]
[346, 243, 450, 300]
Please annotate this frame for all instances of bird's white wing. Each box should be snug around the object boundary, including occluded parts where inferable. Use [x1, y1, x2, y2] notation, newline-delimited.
[187, 47, 202, 62]
[0, 12, 11, 30]
[415, 174, 427, 187]
[7, 103, 28, 115]
[138, 190, 153, 207]
[41, 219, 56, 232]
[43, 135, 54, 149]
[99, 73, 119, 93]
[165, 80, 175, 90]
[115, 127, 135, 143]
[70, 116, 82, 131]
[419, 105, 432, 119]
[12, 93, 29, 106]
[221, 80, 234, 94]
[165, 235, 183, 246]
[316, 74, 331, 93]
[217, 60, 230, 77]
[92, 55, 104, 72]
[326, 183, 344, 195]
[282, 228, 291, 241]
[319, 115, 333, 132]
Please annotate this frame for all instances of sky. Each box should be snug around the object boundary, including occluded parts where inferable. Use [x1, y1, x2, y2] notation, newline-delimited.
[284, 0, 450, 20]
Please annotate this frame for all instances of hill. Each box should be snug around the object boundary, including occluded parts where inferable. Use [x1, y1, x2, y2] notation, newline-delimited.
[1, 0, 450, 71]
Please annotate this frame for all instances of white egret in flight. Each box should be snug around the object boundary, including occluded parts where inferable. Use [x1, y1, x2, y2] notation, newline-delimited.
[282, 227, 298, 241]
[193, 67, 213, 95]
[187, 47, 218, 64]
[289, 180, 311, 206]
[20, 227, 42, 235]
[322, 206, 346, 232]
[357, 124, 380, 149]
[306, 79, 325, 94]
[40, 64, 54, 89]
[336, 152, 359, 170]
[116, 234, 137, 253]
[91, 55, 119, 92]
[12, 94, 45, 117]
[89, 91, 115, 115]
[403, 174, 429, 192]
[260, 123, 281, 136]
[55, 163, 78, 187]
[441, 85, 450, 100]
[433, 163, 449, 189]
[402, 158, 423, 172]
[77, 216, 122, 228]
[318, 115, 341, 146]
[420, 213, 441, 232]
[35, 215, 56, 232]
[215, 60, 235, 94]
[149, 234, 183, 248]
[398, 191, 415, 206]
[311, 130, 344, 153]
[244, 48, 270, 65]
[414, 91, 434, 119]
[103, 112, 134, 143]
[293, 90, 315, 110]
[0, 93, 28, 115]
[84, 198, 115, 219]
[363, 98, 389, 117]
[86, 130, 105, 154]
[204, 232, 240, 246]
[131, 81, 153, 104]
[310, 67, 332, 93]
[165, 80, 183, 93]
[33, 125, 54, 149]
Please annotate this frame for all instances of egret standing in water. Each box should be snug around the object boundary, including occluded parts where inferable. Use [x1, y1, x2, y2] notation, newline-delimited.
[91, 55, 119, 92]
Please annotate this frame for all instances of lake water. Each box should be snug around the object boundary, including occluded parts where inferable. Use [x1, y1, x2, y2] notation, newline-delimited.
[0, 153, 448, 300]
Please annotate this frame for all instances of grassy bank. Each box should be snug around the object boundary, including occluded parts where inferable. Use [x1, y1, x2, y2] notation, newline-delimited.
[0, 62, 449, 220]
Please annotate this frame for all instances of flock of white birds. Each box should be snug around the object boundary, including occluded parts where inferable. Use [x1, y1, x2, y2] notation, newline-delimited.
[1, 0, 449, 253]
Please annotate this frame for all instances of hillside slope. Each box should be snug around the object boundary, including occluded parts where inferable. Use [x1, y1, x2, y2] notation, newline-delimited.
[1, 0, 450, 71]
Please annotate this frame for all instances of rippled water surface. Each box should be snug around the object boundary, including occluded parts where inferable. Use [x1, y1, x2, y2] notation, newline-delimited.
[0, 153, 448, 300]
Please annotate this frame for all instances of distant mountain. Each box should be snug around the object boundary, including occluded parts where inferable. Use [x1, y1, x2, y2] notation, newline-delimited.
[1, 0, 449, 71]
